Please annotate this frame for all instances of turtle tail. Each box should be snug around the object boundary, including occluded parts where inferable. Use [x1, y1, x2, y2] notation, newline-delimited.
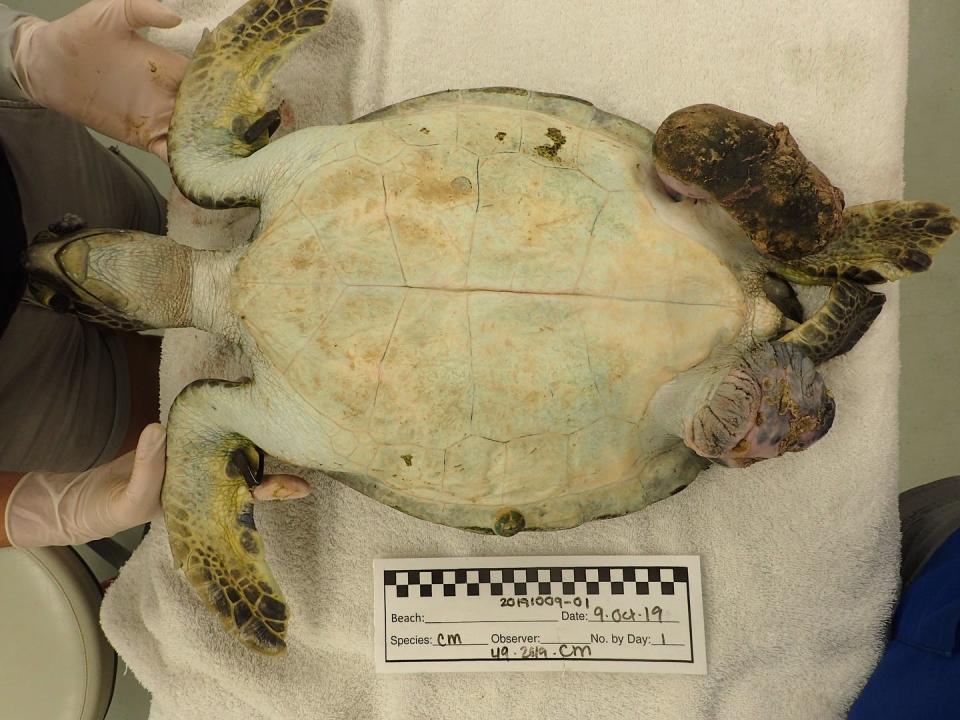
[168, 0, 333, 209]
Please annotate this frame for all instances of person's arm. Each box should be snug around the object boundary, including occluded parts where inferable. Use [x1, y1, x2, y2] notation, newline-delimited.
[0, 470, 22, 546]
[1, 425, 312, 549]
[0, 5, 30, 102]
[3, 0, 188, 160]
[1, 424, 166, 548]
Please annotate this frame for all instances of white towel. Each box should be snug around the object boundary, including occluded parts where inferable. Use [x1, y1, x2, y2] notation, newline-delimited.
[101, 1, 907, 718]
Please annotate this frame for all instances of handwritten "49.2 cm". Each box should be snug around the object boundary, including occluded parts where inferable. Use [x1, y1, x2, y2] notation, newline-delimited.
[490, 644, 592, 660]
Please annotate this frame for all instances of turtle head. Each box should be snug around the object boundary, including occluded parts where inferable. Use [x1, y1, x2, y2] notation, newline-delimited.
[652, 342, 835, 467]
[25, 223, 191, 332]
[652, 104, 845, 260]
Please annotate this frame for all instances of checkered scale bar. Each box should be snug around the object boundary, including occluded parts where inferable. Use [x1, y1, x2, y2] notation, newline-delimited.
[384, 566, 688, 599]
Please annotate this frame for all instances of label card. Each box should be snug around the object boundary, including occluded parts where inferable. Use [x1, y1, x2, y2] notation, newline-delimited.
[373, 555, 705, 674]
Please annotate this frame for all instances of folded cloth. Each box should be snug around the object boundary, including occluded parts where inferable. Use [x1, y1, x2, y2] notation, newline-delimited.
[101, 1, 907, 718]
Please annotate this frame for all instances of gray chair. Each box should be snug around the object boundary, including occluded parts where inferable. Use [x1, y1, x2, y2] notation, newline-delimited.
[0, 541, 132, 720]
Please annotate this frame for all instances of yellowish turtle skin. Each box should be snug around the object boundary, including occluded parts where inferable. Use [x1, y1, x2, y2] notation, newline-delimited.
[23, 0, 957, 656]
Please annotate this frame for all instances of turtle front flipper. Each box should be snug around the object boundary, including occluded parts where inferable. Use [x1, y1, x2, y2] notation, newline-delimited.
[169, 0, 332, 208]
[778, 201, 959, 284]
[163, 379, 289, 655]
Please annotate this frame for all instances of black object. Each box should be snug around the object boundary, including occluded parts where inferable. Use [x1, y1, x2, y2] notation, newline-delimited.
[899, 475, 960, 586]
[0, 141, 27, 339]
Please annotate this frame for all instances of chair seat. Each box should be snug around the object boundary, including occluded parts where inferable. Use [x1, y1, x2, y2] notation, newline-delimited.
[0, 546, 115, 720]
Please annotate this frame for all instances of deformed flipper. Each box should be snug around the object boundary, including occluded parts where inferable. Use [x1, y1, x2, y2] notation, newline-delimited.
[653, 342, 835, 467]
[163, 379, 288, 655]
[653, 104, 845, 259]
[782, 201, 959, 284]
[779, 280, 886, 363]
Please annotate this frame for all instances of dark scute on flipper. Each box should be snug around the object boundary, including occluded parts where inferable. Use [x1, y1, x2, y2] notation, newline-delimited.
[233, 602, 253, 629]
[297, 8, 329, 26]
[237, 504, 256, 531]
[259, 594, 288, 621]
[253, 621, 286, 652]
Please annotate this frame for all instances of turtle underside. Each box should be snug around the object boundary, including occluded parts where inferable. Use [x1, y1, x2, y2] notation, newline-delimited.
[231, 90, 754, 528]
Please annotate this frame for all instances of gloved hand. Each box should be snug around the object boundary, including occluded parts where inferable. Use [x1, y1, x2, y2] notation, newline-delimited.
[12, 0, 189, 161]
[5, 424, 311, 547]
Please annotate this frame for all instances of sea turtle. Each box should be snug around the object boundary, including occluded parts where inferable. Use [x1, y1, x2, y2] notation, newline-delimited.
[24, 0, 956, 655]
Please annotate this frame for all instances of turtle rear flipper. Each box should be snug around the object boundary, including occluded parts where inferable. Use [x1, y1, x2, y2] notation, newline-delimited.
[163, 379, 289, 655]
[781, 201, 958, 284]
[779, 280, 886, 363]
[169, 0, 332, 208]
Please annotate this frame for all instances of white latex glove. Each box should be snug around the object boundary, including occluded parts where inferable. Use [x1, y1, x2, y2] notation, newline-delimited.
[5, 424, 167, 547]
[5, 424, 310, 548]
[12, 0, 189, 161]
